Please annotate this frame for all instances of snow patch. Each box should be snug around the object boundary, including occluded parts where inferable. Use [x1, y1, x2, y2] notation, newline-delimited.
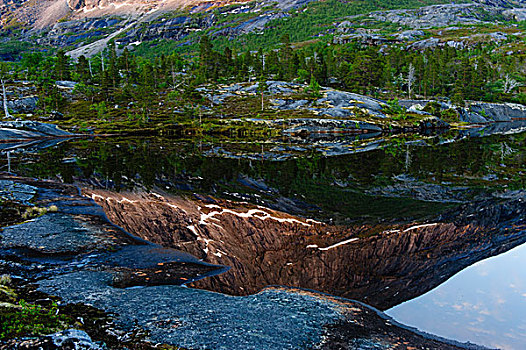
[198, 207, 312, 227]
[91, 194, 138, 204]
[403, 223, 438, 232]
[187, 225, 198, 236]
[317, 238, 359, 251]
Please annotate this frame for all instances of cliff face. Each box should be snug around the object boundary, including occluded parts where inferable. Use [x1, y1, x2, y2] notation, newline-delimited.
[67, 0, 127, 11]
[64, 0, 181, 14]
[3, 0, 247, 26]
[3, 0, 526, 61]
[0, 0, 190, 30]
[87, 189, 526, 310]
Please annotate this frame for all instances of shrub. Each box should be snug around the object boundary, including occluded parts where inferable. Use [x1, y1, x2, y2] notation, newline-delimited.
[0, 300, 68, 339]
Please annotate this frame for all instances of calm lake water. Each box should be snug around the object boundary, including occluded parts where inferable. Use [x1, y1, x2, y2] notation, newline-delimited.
[387, 242, 526, 350]
[2, 125, 526, 348]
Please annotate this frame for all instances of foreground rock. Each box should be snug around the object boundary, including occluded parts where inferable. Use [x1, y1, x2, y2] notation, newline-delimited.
[0, 174, 480, 349]
[41, 272, 476, 350]
[2, 329, 103, 350]
[0, 175, 221, 281]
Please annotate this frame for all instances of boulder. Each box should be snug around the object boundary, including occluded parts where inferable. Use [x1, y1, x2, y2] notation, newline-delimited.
[407, 104, 431, 115]
[55, 80, 78, 89]
[6, 96, 38, 114]
[446, 40, 464, 49]
[271, 99, 309, 110]
[317, 90, 385, 112]
[49, 329, 102, 349]
[409, 37, 440, 50]
[469, 102, 526, 122]
[313, 107, 352, 118]
[419, 116, 449, 130]
[395, 30, 425, 41]
[399, 100, 452, 110]
[266, 81, 296, 94]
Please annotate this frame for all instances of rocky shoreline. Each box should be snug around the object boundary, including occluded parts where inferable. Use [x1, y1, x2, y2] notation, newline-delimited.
[3, 80, 526, 140]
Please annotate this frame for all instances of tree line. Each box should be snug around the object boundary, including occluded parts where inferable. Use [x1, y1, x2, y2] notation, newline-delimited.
[2, 33, 525, 117]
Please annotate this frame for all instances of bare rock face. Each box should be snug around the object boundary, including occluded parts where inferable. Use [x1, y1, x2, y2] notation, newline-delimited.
[87, 189, 526, 310]
[66, 0, 85, 10]
[3, 0, 156, 29]
[0, 0, 27, 24]
[67, 0, 127, 11]
[64, 0, 197, 14]
[370, 3, 517, 29]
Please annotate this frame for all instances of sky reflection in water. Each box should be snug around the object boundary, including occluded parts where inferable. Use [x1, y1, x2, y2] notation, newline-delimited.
[387, 242, 526, 350]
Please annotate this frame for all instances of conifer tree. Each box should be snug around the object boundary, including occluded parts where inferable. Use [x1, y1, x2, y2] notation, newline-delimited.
[76, 55, 90, 84]
[54, 50, 70, 81]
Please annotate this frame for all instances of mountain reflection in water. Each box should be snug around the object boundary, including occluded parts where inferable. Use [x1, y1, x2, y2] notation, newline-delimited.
[2, 126, 525, 349]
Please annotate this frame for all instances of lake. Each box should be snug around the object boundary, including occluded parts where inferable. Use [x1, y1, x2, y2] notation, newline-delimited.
[2, 124, 525, 348]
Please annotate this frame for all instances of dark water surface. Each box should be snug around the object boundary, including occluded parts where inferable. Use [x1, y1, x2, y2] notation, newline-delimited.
[3, 128, 525, 222]
[2, 125, 525, 348]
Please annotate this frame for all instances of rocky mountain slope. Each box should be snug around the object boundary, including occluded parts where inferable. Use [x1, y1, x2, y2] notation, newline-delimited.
[1, 0, 252, 29]
[2, 0, 526, 60]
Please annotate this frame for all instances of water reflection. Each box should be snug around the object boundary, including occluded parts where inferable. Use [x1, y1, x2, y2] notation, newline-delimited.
[2, 130, 524, 223]
[87, 184, 526, 311]
[1, 124, 525, 347]
[387, 242, 526, 350]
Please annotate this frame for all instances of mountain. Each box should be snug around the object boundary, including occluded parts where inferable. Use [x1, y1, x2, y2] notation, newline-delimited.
[1, 0, 252, 29]
[1, 0, 526, 60]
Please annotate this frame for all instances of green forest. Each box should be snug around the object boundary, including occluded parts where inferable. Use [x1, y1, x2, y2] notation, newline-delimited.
[4, 32, 525, 116]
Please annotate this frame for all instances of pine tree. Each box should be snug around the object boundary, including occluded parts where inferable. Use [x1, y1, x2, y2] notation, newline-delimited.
[279, 34, 293, 80]
[76, 55, 90, 84]
[107, 40, 119, 89]
[54, 50, 70, 81]
[199, 35, 213, 81]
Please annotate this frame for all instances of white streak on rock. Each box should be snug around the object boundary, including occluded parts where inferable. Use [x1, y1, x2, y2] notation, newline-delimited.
[91, 194, 138, 204]
[198, 207, 312, 227]
[187, 225, 198, 236]
[317, 238, 359, 251]
[403, 223, 438, 232]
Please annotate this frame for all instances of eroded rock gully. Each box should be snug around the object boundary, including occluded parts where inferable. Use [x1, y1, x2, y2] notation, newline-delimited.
[87, 188, 526, 310]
